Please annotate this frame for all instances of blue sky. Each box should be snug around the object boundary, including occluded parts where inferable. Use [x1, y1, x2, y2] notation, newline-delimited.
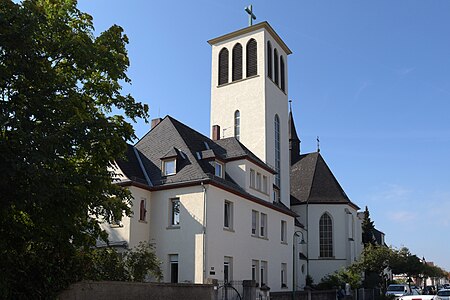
[78, 1, 450, 272]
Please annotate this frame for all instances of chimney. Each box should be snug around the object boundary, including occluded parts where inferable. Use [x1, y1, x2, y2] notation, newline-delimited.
[151, 118, 162, 129]
[212, 125, 220, 141]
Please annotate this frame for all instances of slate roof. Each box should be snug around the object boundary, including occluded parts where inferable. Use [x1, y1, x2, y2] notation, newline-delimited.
[290, 152, 360, 209]
[115, 115, 295, 216]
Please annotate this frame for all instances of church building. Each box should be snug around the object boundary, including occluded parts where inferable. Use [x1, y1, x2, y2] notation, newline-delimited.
[105, 18, 365, 294]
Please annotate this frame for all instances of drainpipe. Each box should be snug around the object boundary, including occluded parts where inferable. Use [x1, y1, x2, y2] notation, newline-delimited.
[201, 182, 208, 283]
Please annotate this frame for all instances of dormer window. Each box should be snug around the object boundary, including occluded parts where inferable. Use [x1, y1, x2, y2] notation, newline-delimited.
[215, 161, 224, 178]
[163, 158, 176, 176]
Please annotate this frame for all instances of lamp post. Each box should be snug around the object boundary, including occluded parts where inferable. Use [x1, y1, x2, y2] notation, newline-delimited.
[292, 231, 306, 300]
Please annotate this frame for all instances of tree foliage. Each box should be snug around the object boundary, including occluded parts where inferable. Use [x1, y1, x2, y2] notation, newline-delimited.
[362, 206, 376, 247]
[84, 242, 163, 282]
[317, 268, 362, 290]
[0, 0, 148, 298]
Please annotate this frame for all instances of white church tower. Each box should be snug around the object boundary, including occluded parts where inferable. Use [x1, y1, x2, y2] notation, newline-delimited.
[209, 20, 292, 207]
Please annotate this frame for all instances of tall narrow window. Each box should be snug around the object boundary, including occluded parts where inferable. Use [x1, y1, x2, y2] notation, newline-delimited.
[250, 169, 256, 188]
[224, 256, 233, 283]
[281, 220, 287, 243]
[274, 115, 281, 187]
[251, 210, 258, 235]
[262, 175, 268, 194]
[280, 56, 285, 92]
[170, 198, 180, 226]
[281, 263, 287, 288]
[267, 41, 273, 79]
[274, 48, 279, 85]
[224, 200, 233, 229]
[218, 48, 229, 85]
[319, 213, 333, 258]
[252, 260, 259, 285]
[246, 39, 257, 77]
[260, 213, 267, 238]
[170, 254, 179, 283]
[256, 172, 262, 190]
[260, 261, 267, 286]
[234, 110, 240, 140]
[139, 198, 147, 221]
[232, 43, 242, 81]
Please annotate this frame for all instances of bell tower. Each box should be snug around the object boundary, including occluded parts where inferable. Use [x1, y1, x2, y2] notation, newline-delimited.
[208, 21, 292, 207]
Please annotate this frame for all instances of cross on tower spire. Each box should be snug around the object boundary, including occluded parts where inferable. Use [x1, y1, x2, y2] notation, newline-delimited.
[244, 5, 256, 26]
[317, 136, 321, 153]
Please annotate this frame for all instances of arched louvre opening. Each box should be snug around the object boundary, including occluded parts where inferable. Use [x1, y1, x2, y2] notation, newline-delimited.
[319, 213, 333, 258]
[232, 43, 243, 81]
[246, 39, 257, 77]
[274, 48, 279, 85]
[234, 110, 240, 140]
[280, 56, 285, 92]
[267, 41, 273, 80]
[218, 48, 229, 85]
[274, 114, 280, 187]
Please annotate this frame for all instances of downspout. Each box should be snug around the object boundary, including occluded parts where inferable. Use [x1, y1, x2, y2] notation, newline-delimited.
[201, 182, 208, 283]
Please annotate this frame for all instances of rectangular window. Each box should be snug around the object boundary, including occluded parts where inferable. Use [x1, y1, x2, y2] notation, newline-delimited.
[273, 187, 280, 203]
[251, 210, 258, 235]
[262, 175, 268, 194]
[250, 169, 256, 188]
[224, 256, 233, 283]
[281, 263, 287, 288]
[252, 260, 259, 285]
[260, 261, 267, 286]
[256, 172, 261, 190]
[139, 198, 147, 221]
[163, 159, 176, 176]
[169, 254, 179, 283]
[224, 200, 233, 229]
[215, 161, 223, 178]
[281, 220, 287, 243]
[170, 198, 180, 226]
[260, 213, 267, 238]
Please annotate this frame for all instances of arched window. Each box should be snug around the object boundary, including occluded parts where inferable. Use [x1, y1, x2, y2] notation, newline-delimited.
[280, 56, 285, 92]
[274, 48, 279, 85]
[319, 213, 333, 258]
[232, 43, 243, 81]
[246, 39, 257, 77]
[267, 41, 272, 80]
[218, 48, 229, 85]
[234, 110, 240, 140]
[274, 114, 280, 187]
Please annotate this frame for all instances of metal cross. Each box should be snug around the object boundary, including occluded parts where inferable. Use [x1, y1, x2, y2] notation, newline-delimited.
[316, 136, 321, 152]
[245, 5, 256, 26]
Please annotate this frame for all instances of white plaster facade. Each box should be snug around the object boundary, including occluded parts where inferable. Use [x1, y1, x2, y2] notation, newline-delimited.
[209, 23, 292, 208]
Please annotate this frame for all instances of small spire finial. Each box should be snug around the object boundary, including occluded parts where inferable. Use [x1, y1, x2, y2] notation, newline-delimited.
[316, 136, 320, 152]
[244, 5, 256, 26]
[289, 99, 293, 111]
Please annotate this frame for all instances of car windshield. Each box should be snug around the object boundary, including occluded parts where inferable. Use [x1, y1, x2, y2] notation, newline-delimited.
[437, 291, 450, 296]
[388, 286, 406, 291]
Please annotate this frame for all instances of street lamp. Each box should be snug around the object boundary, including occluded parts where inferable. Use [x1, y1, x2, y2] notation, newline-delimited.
[292, 231, 306, 300]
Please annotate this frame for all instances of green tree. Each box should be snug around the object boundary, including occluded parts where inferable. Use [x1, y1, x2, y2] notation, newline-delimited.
[84, 242, 163, 282]
[317, 267, 362, 290]
[0, 0, 148, 298]
[351, 244, 393, 288]
[390, 247, 422, 277]
[362, 206, 376, 246]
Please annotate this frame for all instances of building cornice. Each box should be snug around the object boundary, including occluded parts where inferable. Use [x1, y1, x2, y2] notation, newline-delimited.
[207, 21, 292, 55]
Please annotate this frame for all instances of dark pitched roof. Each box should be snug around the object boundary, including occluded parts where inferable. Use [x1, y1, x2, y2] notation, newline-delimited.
[290, 152, 359, 209]
[118, 115, 296, 217]
[115, 144, 147, 185]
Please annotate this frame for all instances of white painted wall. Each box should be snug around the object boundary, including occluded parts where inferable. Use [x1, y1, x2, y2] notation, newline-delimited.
[210, 24, 291, 209]
[292, 203, 363, 284]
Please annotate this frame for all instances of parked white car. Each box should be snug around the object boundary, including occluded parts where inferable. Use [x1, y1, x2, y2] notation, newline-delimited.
[436, 289, 450, 300]
[386, 284, 412, 298]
